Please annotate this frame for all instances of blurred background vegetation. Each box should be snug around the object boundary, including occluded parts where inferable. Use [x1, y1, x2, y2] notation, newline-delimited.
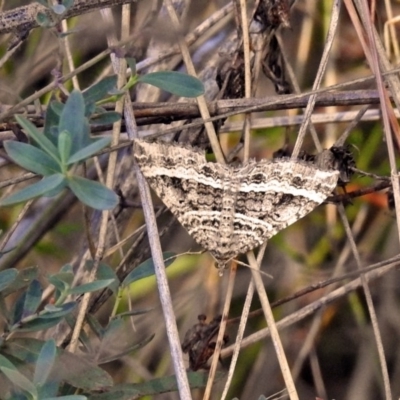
[0, 0, 400, 399]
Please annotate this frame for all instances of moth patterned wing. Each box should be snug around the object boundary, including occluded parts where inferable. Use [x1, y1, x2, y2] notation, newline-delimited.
[133, 139, 206, 175]
[133, 140, 233, 262]
[133, 139, 209, 217]
[134, 140, 340, 268]
[234, 158, 340, 254]
[179, 165, 242, 267]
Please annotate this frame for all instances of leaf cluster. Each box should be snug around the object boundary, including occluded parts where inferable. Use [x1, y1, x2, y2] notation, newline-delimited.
[0, 52, 205, 398]
[2, 77, 121, 210]
[1, 67, 204, 210]
[0, 253, 196, 399]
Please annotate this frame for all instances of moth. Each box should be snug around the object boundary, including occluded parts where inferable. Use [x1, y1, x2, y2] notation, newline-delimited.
[133, 140, 339, 270]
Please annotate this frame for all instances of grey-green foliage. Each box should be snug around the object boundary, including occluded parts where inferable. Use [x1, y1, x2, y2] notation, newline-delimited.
[0, 264, 116, 336]
[1, 67, 205, 210]
[122, 251, 176, 287]
[0, 253, 183, 399]
[125, 57, 205, 98]
[0, 57, 206, 397]
[0, 266, 117, 399]
[0, 340, 92, 400]
[1, 82, 120, 210]
[137, 70, 205, 98]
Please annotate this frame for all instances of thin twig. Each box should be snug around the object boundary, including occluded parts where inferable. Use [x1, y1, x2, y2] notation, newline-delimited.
[164, 0, 225, 164]
[221, 255, 400, 356]
[290, 205, 368, 380]
[203, 264, 237, 400]
[238, 0, 252, 161]
[246, 251, 299, 400]
[348, 1, 394, 398]
[292, 0, 341, 158]
[0, 172, 36, 189]
[0, 0, 141, 35]
[221, 243, 268, 400]
[127, 99, 192, 397]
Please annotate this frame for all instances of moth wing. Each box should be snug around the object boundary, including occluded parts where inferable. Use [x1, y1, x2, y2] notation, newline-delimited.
[134, 140, 230, 254]
[235, 159, 339, 240]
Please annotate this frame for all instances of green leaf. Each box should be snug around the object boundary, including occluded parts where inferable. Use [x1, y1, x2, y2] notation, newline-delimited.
[33, 340, 57, 386]
[2, 267, 39, 297]
[82, 76, 118, 106]
[100, 317, 123, 343]
[59, 90, 89, 153]
[126, 57, 136, 75]
[0, 353, 18, 370]
[48, 272, 74, 291]
[58, 130, 72, 166]
[67, 176, 118, 210]
[2, 338, 113, 391]
[86, 314, 105, 339]
[96, 262, 119, 294]
[90, 111, 121, 126]
[14, 302, 76, 333]
[47, 275, 70, 303]
[2, 367, 38, 396]
[43, 102, 61, 144]
[88, 371, 213, 400]
[68, 279, 115, 295]
[22, 279, 42, 318]
[50, 101, 64, 117]
[43, 178, 68, 198]
[85, 102, 96, 116]
[138, 71, 204, 98]
[0, 355, 38, 397]
[0, 174, 66, 206]
[67, 137, 111, 165]
[37, 382, 60, 400]
[97, 334, 154, 365]
[40, 302, 76, 319]
[0, 269, 18, 292]
[11, 291, 25, 325]
[36, 12, 53, 28]
[122, 252, 176, 287]
[60, 264, 73, 273]
[15, 115, 60, 160]
[4, 141, 61, 175]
